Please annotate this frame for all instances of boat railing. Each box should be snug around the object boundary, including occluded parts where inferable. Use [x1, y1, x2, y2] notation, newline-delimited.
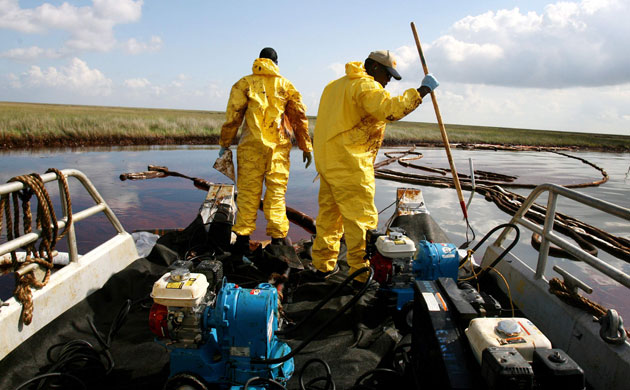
[1, 169, 139, 361]
[492, 183, 630, 289]
[0, 168, 126, 268]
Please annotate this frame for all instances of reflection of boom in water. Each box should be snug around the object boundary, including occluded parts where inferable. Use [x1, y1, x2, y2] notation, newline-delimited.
[120, 165, 316, 234]
[373, 148, 629, 262]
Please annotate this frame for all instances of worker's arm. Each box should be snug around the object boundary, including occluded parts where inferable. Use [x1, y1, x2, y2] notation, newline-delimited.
[359, 86, 422, 123]
[220, 78, 248, 148]
[359, 74, 439, 122]
[284, 82, 312, 152]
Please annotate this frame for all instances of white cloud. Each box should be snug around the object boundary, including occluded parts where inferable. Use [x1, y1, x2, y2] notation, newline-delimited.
[19, 57, 112, 95]
[124, 77, 150, 88]
[7, 72, 20, 88]
[452, 8, 543, 34]
[206, 82, 223, 99]
[0, 0, 144, 58]
[327, 62, 344, 78]
[391, 46, 418, 71]
[0, 46, 60, 60]
[430, 36, 504, 63]
[398, 81, 630, 134]
[0, 0, 44, 33]
[398, 0, 630, 88]
[151, 86, 164, 96]
[123, 77, 165, 96]
[545, 2, 584, 29]
[123, 35, 162, 54]
[93, 0, 142, 22]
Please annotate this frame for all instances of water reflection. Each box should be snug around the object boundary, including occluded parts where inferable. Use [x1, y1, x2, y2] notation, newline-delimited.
[1, 146, 629, 319]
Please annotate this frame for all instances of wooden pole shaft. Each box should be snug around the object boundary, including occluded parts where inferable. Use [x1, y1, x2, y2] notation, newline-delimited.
[411, 22, 468, 219]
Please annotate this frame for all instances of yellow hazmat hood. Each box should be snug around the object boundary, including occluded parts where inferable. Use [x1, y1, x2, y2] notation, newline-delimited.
[252, 58, 281, 77]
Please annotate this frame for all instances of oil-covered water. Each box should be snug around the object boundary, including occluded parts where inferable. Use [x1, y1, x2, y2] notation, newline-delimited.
[1, 146, 629, 320]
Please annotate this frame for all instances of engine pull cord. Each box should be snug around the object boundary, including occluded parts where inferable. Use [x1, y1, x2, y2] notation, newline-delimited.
[253, 267, 374, 365]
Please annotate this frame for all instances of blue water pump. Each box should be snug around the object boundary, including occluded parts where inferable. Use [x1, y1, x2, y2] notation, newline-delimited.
[413, 240, 460, 282]
[369, 235, 461, 327]
[150, 273, 293, 390]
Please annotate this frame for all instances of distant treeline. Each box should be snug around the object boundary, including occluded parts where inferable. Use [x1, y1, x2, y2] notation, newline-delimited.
[1, 102, 629, 151]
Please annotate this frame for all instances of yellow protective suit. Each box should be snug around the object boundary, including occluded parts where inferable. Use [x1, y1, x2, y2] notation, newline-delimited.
[220, 58, 312, 238]
[312, 62, 423, 282]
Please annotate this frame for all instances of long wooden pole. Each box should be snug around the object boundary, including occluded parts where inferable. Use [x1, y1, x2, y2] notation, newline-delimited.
[411, 22, 468, 220]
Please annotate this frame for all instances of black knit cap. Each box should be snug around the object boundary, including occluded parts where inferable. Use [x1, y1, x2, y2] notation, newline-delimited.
[259, 47, 278, 64]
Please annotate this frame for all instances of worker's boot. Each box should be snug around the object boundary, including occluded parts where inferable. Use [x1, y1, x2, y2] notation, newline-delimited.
[271, 236, 293, 247]
[228, 234, 250, 271]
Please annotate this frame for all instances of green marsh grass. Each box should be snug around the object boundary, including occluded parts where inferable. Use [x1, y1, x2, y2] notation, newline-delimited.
[2, 102, 629, 150]
[385, 121, 630, 150]
[1, 102, 224, 147]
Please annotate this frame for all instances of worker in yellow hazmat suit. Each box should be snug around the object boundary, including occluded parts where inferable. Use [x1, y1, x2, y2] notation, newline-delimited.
[220, 48, 312, 255]
[311, 50, 439, 286]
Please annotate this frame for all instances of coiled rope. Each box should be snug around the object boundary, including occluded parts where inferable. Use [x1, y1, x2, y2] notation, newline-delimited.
[0, 168, 72, 325]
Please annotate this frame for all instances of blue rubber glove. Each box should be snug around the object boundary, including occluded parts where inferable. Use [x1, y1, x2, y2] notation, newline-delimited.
[421, 74, 440, 92]
[219, 146, 228, 157]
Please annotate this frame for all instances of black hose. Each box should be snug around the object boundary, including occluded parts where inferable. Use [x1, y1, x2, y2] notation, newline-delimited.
[14, 299, 133, 390]
[350, 368, 404, 390]
[252, 267, 374, 365]
[14, 373, 86, 390]
[87, 298, 131, 374]
[277, 267, 369, 336]
[391, 342, 412, 374]
[243, 376, 287, 390]
[471, 223, 520, 278]
[299, 358, 335, 390]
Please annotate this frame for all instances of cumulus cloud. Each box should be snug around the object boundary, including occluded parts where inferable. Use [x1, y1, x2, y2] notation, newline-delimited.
[0, 0, 144, 57]
[123, 36, 162, 54]
[0, 46, 60, 60]
[124, 77, 150, 88]
[396, 0, 630, 88]
[122, 76, 202, 99]
[397, 80, 630, 134]
[17, 57, 112, 95]
[327, 63, 345, 78]
[7, 72, 20, 88]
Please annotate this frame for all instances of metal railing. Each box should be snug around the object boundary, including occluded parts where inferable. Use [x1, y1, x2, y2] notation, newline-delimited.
[493, 183, 630, 289]
[0, 169, 125, 274]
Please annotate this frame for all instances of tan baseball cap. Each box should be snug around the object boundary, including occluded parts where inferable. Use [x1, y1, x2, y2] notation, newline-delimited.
[368, 50, 402, 80]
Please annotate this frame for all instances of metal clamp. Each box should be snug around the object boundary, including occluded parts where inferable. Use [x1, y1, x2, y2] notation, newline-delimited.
[553, 266, 593, 295]
[597, 309, 627, 345]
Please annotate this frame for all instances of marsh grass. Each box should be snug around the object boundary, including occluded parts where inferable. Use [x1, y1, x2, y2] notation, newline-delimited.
[2, 102, 629, 150]
[385, 121, 630, 150]
[1, 102, 224, 147]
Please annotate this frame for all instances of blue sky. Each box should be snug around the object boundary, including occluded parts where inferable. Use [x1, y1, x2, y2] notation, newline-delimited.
[1, 0, 629, 135]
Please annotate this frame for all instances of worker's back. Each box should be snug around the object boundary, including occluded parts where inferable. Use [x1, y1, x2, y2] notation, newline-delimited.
[314, 61, 386, 176]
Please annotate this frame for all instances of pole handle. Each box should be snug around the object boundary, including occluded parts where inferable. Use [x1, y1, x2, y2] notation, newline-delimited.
[410, 22, 468, 220]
